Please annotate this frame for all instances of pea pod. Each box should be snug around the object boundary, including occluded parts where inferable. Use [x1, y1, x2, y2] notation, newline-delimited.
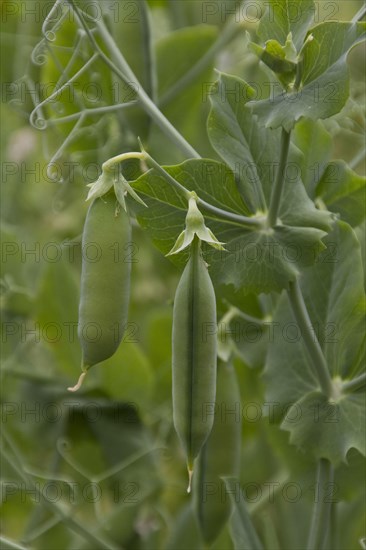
[193, 359, 241, 544]
[172, 237, 217, 488]
[68, 191, 131, 391]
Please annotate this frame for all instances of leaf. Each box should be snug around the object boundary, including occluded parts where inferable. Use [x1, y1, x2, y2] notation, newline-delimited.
[149, 25, 218, 162]
[131, 158, 249, 257]
[251, 22, 366, 130]
[35, 257, 81, 377]
[207, 73, 332, 224]
[207, 225, 327, 294]
[281, 391, 366, 464]
[264, 221, 365, 406]
[293, 118, 333, 197]
[131, 153, 332, 293]
[165, 0, 239, 29]
[300, 22, 366, 87]
[257, 0, 315, 51]
[316, 160, 366, 227]
[224, 478, 263, 550]
[207, 72, 278, 212]
[96, 342, 154, 414]
[334, 449, 366, 501]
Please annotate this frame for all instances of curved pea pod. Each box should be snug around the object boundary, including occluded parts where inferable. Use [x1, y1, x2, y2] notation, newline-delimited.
[68, 191, 131, 391]
[193, 359, 241, 545]
[172, 237, 217, 487]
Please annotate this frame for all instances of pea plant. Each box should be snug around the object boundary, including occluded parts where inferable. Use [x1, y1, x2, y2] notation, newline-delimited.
[1, 1, 366, 549]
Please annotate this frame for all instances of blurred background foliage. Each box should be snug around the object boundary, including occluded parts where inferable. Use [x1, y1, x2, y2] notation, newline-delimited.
[1, 1, 365, 549]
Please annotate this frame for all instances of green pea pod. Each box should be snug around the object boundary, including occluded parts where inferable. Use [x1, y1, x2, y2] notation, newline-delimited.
[68, 191, 131, 391]
[193, 359, 241, 545]
[172, 237, 217, 488]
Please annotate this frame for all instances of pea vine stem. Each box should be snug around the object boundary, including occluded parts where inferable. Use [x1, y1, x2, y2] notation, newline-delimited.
[267, 129, 291, 227]
[352, 4, 366, 23]
[287, 279, 333, 397]
[102, 151, 145, 172]
[306, 459, 334, 550]
[68, 0, 199, 159]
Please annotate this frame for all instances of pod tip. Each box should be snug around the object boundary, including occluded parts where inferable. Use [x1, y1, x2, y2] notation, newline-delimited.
[187, 467, 194, 494]
[67, 372, 86, 392]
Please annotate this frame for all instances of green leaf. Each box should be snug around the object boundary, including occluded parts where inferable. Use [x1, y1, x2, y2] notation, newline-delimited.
[334, 449, 366, 501]
[208, 73, 330, 236]
[293, 118, 333, 197]
[96, 342, 154, 413]
[257, 0, 315, 51]
[251, 22, 366, 130]
[263, 221, 366, 461]
[165, 0, 239, 30]
[207, 73, 332, 221]
[149, 25, 218, 162]
[207, 72, 277, 212]
[131, 158, 249, 258]
[207, 225, 327, 294]
[316, 160, 366, 227]
[281, 391, 366, 464]
[300, 21, 366, 87]
[224, 478, 263, 550]
[132, 152, 332, 293]
[35, 258, 81, 377]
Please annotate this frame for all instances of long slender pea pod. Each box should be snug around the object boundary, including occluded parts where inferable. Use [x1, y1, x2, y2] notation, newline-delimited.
[172, 237, 217, 489]
[193, 359, 241, 545]
[68, 191, 131, 391]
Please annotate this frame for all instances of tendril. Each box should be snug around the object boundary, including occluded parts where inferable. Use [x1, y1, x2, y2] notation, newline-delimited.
[31, 39, 49, 66]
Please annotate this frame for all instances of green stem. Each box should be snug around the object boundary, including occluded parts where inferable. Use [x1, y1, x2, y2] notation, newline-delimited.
[97, 18, 200, 158]
[159, 16, 243, 107]
[352, 5, 366, 23]
[287, 279, 333, 397]
[329, 501, 338, 550]
[267, 129, 291, 227]
[143, 149, 265, 229]
[342, 372, 366, 393]
[68, 0, 199, 159]
[102, 151, 145, 172]
[307, 459, 334, 550]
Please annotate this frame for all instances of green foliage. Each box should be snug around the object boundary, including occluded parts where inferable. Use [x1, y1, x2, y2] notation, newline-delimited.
[252, 22, 366, 130]
[257, 0, 316, 50]
[1, 0, 365, 549]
